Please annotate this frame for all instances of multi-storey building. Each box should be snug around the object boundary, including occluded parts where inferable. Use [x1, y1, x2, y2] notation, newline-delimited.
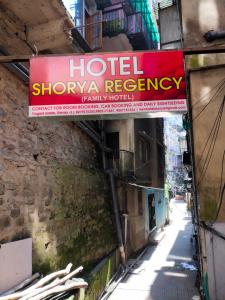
[90, 0, 168, 254]
[99, 0, 159, 50]
[105, 116, 167, 253]
[0, 0, 167, 298]
[0, 0, 116, 297]
[164, 116, 188, 198]
[65, 0, 167, 254]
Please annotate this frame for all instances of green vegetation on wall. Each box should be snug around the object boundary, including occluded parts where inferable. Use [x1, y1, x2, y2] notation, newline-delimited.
[33, 164, 117, 274]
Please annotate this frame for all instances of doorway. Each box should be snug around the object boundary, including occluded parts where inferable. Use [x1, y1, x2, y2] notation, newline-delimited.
[148, 193, 156, 231]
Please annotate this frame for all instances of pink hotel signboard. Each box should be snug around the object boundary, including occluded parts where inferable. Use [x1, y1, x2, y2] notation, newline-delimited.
[29, 51, 187, 118]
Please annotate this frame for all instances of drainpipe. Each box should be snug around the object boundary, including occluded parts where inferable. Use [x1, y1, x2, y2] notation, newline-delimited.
[76, 121, 111, 152]
[204, 30, 225, 42]
[123, 213, 128, 260]
[185, 71, 204, 295]
[108, 170, 126, 266]
[78, 120, 126, 265]
[123, 214, 128, 247]
[101, 120, 107, 170]
[73, 0, 85, 37]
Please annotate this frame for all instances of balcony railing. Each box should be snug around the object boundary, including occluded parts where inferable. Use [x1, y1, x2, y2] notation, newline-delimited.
[96, 0, 112, 9]
[96, 0, 123, 9]
[85, 11, 103, 50]
[103, 8, 127, 36]
[127, 13, 152, 48]
[102, 1, 158, 49]
[71, 5, 102, 52]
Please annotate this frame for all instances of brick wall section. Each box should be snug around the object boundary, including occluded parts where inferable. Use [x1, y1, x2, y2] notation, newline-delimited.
[0, 65, 116, 272]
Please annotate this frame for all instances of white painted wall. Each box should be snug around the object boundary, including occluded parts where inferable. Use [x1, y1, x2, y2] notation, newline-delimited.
[201, 224, 225, 300]
[0, 238, 32, 293]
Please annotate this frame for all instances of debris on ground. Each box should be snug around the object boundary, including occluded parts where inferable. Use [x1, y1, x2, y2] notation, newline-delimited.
[0, 264, 87, 300]
[180, 262, 197, 271]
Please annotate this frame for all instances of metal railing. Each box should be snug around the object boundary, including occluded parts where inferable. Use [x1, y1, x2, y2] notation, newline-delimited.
[103, 8, 127, 36]
[85, 11, 103, 50]
[95, 0, 112, 9]
[103, 8, 155, 48]
[70, 1, 103, 51]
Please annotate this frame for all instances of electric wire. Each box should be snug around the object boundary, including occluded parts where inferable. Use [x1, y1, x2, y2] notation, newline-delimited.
[192, 78, 225, 108]
[196, 98, 225, 169]
[200, 221, 225, 242]
[214, 184, 225, 222]
[197, 107, 223, 186]
[197, 98, 224, 187]
[193, 82, 225, 121]
[193, 88, 225, 220]
[213, 149, 225, 222]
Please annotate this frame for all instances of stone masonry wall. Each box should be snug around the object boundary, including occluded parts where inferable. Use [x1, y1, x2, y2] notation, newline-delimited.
[0, 65, 116, 272]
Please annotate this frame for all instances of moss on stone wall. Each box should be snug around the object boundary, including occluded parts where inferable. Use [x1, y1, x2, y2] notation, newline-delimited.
[32, 164, 116, 274]
[199, 187, 218, 221]
[0, 64, 117, 295]
[61, 252, 117, 300]
[84, 254, 116, 300]
[188, 55, 202, 69]
[187, 55, 216, 69]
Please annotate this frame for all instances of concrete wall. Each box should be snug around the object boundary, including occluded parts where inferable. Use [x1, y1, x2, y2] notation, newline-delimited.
[200, 225, 225, 300]
[159, 5, 182, 49]
[101, 34, 133, 52]
[126, 186, 147, 253]
[0, 65, 116, 272]
[134, 119, 164, 187]
[182, 3, 225, 298]
[181, 0, 225, 49]
[189, 56, 225, 300]
[105, 119, 165, 254]
[0, 0, 81, 55]
[189, 63, 225, 221]
[100, 25, 165, 256]
[105, 119, 135, 152]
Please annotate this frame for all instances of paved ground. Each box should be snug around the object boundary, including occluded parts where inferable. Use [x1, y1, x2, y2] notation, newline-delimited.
[108, 199, 200, 300]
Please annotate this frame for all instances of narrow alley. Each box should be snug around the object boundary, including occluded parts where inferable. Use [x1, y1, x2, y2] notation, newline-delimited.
[1, 1, 225, 299]
[107, 199, 200, 300]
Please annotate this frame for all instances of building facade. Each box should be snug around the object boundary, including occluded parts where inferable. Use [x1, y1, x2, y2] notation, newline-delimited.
[164, 116, 188, 198]
[0, 0, 118, 297]
[158, 1, 225, 299]
[0, 0, 167, 298]
[96, 0, 167, 254]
